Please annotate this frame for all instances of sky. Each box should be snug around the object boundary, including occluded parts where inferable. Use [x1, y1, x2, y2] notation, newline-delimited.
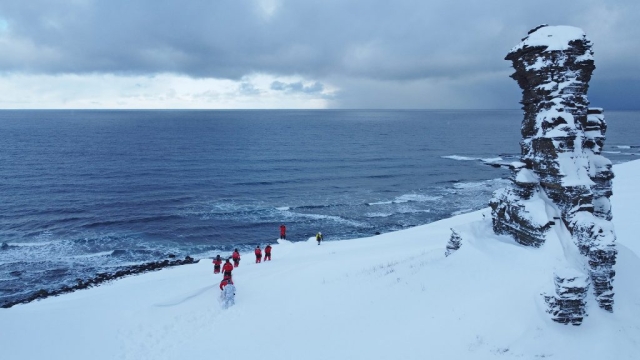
[0, 0, 638, 109]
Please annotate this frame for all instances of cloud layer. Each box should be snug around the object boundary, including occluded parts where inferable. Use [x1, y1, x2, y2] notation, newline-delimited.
[0, 0, 638, 108]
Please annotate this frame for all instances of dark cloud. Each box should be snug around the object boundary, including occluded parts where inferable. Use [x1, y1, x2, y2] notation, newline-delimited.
[0, 0, 638, 108]
[271, 81, 323, 93]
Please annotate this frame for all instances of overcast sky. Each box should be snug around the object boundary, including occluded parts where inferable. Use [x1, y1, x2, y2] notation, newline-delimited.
[0, 0, 638, 109]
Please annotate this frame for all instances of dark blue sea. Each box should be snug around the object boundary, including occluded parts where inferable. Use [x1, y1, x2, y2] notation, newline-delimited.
[1, 110, 639, 305]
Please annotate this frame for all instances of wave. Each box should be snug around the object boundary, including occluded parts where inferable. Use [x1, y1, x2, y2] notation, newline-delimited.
[442, 155, 477, 161]
[70, 251, 115, 259]
[4, 241, 56, 248]
[366, 194, 441, 206]
[294, 204, 334, 210]
[451, 209, 474, 216]
[234, 179, 302, 186]
[364, 212, 394, 218]
[277, 209, 369, 228]
[449, 178, 511, 191]
[442, 155, 504, 164]
[81, 214, 182, 229]
[614, 145, 640, 149]
[481, 157, 503, 163]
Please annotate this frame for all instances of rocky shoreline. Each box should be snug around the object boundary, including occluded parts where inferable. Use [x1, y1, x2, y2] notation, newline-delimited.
[1, 255, 199, 309]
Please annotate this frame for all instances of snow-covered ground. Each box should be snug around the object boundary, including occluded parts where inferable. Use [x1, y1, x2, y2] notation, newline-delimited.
[2, 161, 640, 360]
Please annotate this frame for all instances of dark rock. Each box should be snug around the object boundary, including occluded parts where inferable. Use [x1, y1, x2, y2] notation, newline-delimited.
[168, 254, 176, 258]
[1, 255, 201, 308]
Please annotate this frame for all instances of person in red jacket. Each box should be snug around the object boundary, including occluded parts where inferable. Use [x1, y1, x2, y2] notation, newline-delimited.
[220, 276, 234, 290]
[255, 245, 262, 263]
[232, 248, 241, 268]
[264, 244, 272, 261]
[222, 258, 234, 277]
[280, 224, 286, 240]
[212, 254, 222, 274]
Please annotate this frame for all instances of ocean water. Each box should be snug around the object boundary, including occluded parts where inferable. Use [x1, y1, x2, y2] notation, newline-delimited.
[1, 109, 639, 305]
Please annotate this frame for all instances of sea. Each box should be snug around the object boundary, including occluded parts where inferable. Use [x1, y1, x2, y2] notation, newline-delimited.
[1, 109, 639, 306]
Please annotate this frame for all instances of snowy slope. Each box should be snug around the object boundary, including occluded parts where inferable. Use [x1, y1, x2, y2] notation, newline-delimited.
[2, 161, 640, 360]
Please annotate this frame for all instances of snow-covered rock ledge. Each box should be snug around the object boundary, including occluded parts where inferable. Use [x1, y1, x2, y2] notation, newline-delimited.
[1, 159, 639, 360]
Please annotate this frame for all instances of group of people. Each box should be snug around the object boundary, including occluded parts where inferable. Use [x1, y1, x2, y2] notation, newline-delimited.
[212, 225, 324, 308]
[211, 244, 273, 308]
[282, 224, 324, 245]
[254, 244, 272, 263]
[212, 248, 241, 308]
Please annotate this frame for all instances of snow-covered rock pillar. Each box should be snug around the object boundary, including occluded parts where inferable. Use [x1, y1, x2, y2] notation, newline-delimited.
[505, 24, 595, 219]
[491, 25, 617, 313]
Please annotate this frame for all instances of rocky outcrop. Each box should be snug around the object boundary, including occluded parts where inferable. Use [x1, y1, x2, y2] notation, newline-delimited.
[445, 228, 462, 257]
[570, 213, 616, 311]
[543, 269, 588, 325]
[490, 25, 617, 318]
[0, 256, 198, 309]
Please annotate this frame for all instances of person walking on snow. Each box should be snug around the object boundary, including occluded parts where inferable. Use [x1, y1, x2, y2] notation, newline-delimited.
[212, 254, 222, 274]
[316, 232, 323, 245]
[222, 258, 234, 277]
[220, 275, 234, 290]
[220, 276, 235, 308]
[264, 244, 272, 261]
[232, 248, 241, 268]
[280, 224, 286, 240]
[255, 245, 262, 263]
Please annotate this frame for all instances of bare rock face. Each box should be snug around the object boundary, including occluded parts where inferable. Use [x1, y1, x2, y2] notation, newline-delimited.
[490, 25, 617, 318]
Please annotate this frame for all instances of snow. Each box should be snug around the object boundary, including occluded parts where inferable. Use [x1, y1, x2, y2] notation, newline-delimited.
[556, 152, 595, 187]
[2, 161, 640, 359]
[515, 168, 539, 184]
[511, 25, 589, 53]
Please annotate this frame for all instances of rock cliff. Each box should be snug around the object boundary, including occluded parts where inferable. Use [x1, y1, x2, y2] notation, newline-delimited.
[490, 25, 617, 320]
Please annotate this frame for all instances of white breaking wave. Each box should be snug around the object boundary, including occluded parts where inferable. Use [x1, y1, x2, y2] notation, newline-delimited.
[278, 209, 368, 228]
[451, 208, 474, 216]
[70, 251, 116, 259]
[442, 155, 504, 163]
[451, 178, 510, 190]
[481, 157, 503, 163]
[367, 194, 441, 206]
[5, 241, 56, 247]
[364, 212, 394, 218]
[442, 155, 478, 161]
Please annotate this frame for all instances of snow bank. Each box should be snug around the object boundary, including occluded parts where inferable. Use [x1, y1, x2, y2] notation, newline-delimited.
[2, 161, 640, 360]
